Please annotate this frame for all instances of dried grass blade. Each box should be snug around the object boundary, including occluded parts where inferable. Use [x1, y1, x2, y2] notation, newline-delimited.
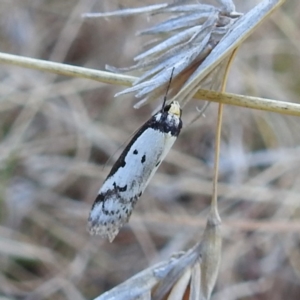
[93, 261, 168, 300]
[139, 11, 212, 35]
[199, 215, 222, 300]
[134, 26, 202, 61]
[189, 263, 201, 300]
[173, 0, 286, 106]
[156, 4, 217, 14]
[82, 4, 168, 18]
[167, 268, 192, 300]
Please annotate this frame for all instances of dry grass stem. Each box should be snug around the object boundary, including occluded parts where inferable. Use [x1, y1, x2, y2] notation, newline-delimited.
[84, 0, 285, 109]
[0, 51, 297, 116]
[197, 47, 239, 300]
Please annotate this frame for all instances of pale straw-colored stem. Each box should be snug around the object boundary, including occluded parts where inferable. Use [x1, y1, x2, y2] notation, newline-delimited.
[0, 51, 297, 116]
[211, 48, 239, 219]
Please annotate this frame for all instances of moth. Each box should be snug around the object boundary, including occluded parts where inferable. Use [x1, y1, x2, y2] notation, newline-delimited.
[88, 100, 182, 242]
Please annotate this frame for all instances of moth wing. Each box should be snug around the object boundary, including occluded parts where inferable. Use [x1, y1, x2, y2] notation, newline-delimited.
[88, 128, 168, 241]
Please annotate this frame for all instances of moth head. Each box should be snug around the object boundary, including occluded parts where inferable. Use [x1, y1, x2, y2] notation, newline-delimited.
[164, 101, 181, 117]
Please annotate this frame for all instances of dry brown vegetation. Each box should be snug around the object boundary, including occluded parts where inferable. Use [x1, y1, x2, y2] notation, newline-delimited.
[0, 0, 300, 299]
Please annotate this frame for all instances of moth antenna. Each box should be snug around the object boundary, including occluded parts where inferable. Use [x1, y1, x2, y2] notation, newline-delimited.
[162, 67, 175, 110]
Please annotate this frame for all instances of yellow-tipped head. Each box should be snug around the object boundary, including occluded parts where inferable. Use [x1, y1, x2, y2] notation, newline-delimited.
[167, 101, 181, 117]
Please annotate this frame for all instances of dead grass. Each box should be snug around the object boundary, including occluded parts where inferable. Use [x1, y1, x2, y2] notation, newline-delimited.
[0, 0, 300, 299]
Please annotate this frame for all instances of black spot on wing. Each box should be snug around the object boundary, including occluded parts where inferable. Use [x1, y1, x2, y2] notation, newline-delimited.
[119, 184, 127, 192]
[133, 149, 138, 155]
[111, 182, 127, 193]
[141, 154, 146, 163]
[106, 102, 182, 178]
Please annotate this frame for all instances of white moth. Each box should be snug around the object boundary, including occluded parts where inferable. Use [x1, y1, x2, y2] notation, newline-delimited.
[88, 101, 182, 242]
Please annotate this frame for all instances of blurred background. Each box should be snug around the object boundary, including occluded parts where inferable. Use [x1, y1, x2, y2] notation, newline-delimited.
[0, 0, 300, 299]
